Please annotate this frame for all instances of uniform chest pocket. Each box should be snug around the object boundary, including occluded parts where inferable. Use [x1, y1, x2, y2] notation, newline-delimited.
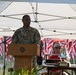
[28, 33, 35, 42]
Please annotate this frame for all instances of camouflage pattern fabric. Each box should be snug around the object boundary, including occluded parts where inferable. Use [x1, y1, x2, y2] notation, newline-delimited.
[11, 27, 41, 44]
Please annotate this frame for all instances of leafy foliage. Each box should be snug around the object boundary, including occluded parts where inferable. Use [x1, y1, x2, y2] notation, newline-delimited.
[8, 67, 39, 75]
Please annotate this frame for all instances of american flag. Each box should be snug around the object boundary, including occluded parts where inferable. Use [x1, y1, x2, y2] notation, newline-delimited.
[41, 38, 46, 58]
[46, 38, 53, 54]
[5, 36, 12, 61]
[67, 41, 72, 55]
[41, 38, 76, 58]
[71, 40, 76, 58]
[60, 39, 67, 48]
[1, 36, 76, 61]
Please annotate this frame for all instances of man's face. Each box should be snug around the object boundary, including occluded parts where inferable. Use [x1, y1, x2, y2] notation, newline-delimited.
[23, 16, 31, 27]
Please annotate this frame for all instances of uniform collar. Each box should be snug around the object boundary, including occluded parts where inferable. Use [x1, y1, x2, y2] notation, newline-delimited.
[23, 26, 31, 31]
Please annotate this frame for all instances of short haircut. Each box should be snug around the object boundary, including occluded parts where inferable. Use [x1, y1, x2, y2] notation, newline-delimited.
[22, 15, 30, 21]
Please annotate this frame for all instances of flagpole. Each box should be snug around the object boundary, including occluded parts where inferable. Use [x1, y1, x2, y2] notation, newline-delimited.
[2, 36, 6, 75]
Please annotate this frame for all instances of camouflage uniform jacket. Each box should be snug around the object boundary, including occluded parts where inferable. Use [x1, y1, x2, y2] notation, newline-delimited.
[12, 26, 41, 44]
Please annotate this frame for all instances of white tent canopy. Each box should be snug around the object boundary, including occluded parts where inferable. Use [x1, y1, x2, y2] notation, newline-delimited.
[0, 1, 76, 39]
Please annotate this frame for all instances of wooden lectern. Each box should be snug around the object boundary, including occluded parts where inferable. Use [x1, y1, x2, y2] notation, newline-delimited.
[8, 44, 40, 71]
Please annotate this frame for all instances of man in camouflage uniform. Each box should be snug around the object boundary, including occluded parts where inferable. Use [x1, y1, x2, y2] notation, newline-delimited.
[11, 15, 41, 69]
[12, 15, 41, 44]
